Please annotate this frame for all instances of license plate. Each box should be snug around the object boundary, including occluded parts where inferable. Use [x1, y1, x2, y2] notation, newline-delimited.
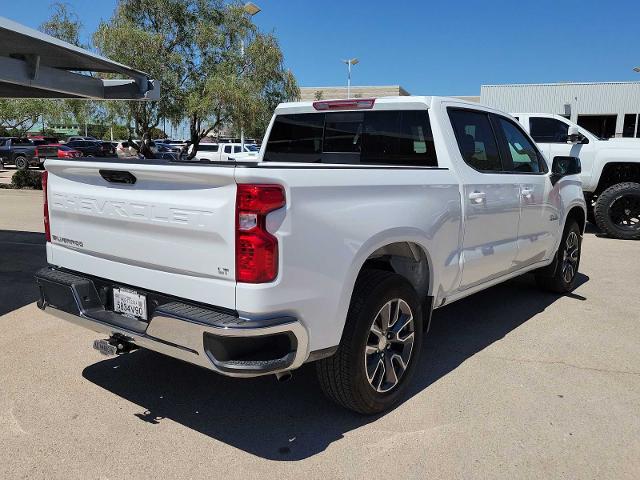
[93, 339, 117, 356]
[113, 287, 147, 320]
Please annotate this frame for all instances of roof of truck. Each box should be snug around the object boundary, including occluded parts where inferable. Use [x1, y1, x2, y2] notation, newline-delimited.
[275, 96, 484, 114]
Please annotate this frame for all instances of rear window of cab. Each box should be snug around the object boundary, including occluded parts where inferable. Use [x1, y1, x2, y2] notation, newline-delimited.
[264, 110, 438, 167]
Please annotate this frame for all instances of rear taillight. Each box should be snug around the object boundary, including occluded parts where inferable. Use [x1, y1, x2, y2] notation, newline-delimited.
[235, 184, 285, 283]
[42, 171, 51, 242]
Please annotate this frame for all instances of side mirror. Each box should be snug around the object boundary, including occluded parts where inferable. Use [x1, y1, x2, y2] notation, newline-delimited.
[551, 156, 581, 185]
[567, 126, 581, 144]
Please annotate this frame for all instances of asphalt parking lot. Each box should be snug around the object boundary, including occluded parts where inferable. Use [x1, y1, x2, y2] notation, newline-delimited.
[1, 188, 639, 479]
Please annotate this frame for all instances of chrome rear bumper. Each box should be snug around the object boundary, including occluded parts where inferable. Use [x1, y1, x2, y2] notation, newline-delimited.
[35, 267, 308, 377]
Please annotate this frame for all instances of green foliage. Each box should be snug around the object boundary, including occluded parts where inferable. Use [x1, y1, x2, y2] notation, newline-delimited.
[40, 2, 84, 46]
[2, 1, 299, 157]
[184, 4, 299, 154]
[11, 170, 43, 190]
[0, 99, 57, 136]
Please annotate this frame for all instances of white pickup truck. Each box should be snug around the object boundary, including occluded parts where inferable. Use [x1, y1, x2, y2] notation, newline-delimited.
[514, 114, 640, 239]
[36, 97, 586, 414]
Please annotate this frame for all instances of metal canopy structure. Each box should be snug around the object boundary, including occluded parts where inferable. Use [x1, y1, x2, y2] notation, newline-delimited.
[0, 16, 159, 100]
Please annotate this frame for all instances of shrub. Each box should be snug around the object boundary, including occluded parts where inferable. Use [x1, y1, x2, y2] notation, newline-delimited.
[11, 170, 43, 190]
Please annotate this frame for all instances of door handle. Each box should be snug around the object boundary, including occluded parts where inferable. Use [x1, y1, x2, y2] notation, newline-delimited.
[521, 187, 534, 199]
[468, 191, 486, 204]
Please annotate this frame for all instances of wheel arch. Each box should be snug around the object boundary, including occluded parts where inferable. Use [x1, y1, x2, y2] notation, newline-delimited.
[566, 205, 587, 234]
[595, 162, 640, 194]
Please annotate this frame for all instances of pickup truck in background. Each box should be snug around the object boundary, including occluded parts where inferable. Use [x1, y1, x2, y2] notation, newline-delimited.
[515, 113, 640, 240]
[0, 137, 38, 169]
[192, 142, 260, 162]
[36, 97, 586, 414]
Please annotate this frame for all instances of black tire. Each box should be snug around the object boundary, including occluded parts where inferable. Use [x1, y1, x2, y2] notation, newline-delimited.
[593, 182, 640, 240]
[535, 220, 582, 293]
[316, 270, 423, 415]
[14, 156, 28, 170]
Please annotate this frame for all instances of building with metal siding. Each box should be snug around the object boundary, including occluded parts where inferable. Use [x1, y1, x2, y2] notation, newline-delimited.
[480, 82, 640, 138]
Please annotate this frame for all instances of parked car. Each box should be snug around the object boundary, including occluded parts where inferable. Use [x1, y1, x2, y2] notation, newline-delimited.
[515, 113, 640, 239]
[115, 141, 139, 158]
[65, 136, 98, 143]
[0, 137, 38, 169]
[65, 140, 106, 157]
[36, 96, 586, 414]
[99, 141, 116, 156]
[193, 142, 259, 161]
[154, 141, 181, 153]
[29, 136, 60, 144]
[35, 144, 82, 160]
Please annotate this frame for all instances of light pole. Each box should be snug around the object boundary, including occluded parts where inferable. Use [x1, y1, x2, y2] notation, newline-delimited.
[240, 2, 261, 150]
[342, 58, 359, 99]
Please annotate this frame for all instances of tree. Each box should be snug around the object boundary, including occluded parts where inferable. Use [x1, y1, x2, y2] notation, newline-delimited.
[184, 3, 299, 158]
[0, 99, 54, 136]
[93, 0, 298, 159]
[40, 2, 83, 46]
[93, 0, 195, 157]
[39, 2, 98, 136]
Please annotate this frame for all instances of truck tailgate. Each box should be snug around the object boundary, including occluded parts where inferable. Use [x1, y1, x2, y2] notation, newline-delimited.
[45, 159, 237, 309]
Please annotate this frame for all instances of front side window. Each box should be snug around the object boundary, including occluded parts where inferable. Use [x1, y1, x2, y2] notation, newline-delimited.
[448, 109, 502, 172]
[497, 118, 544, 173]
[265, 110, 437, 166]
[529, 117, 569, 143]
[233, 146, 242, 153]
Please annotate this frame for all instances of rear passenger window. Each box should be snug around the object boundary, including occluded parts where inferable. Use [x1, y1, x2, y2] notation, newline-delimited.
[199, 144, 219, 152]
[448, 109, 502, 172]
[264, 110, 437, 166]
[224, 145, 232, 153]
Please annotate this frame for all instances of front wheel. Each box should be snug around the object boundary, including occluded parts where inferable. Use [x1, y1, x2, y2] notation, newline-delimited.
[316, 270, 423, 414]
[594, 182, 640, 240]
[535, 220, 582, 293]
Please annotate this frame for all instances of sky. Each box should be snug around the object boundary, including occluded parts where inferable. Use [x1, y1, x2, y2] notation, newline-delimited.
[3, 0, 640, 96]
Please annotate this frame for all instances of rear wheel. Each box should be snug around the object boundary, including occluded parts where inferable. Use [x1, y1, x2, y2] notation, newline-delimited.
[594, 182, 640, 240]
[535, 220, 582, 293]
[316, 270, 423, 414]
[14, 156, 28, 170]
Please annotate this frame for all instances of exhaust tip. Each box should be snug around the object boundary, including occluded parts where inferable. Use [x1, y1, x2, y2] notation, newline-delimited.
[275, 371, 292, 382]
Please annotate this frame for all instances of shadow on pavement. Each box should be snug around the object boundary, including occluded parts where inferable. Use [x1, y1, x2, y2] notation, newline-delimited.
[0, 230, 46, 316]
[82, 273, 589, 461]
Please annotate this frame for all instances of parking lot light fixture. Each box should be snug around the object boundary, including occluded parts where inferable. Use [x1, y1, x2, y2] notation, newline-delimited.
[243, 2, 261, 16]
[342, 58, 359, 99]
[634, 66, 640, 72]
[240, 3, 261, 150]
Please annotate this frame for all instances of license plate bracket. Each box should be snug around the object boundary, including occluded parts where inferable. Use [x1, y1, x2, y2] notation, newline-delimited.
[113, 287, 148, 321]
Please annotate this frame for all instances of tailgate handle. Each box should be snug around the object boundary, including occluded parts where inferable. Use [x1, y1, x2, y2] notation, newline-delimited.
[99, 170, 137, 185]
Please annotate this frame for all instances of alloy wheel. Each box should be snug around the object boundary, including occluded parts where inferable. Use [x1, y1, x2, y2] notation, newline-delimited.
[364, 298, 415, 393]
[562, 231, 580, 283]
[609, 194, 640, 232]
